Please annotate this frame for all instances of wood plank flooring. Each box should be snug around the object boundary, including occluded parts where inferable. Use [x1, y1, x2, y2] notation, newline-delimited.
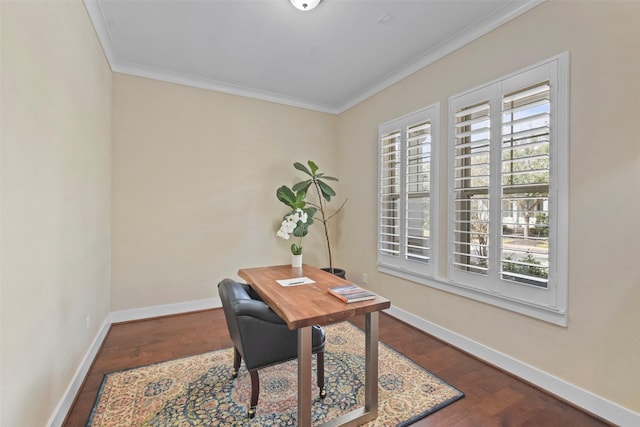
[64, 309, 610, 426]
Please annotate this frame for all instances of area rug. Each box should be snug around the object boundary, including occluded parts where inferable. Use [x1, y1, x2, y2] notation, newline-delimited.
[88, 321, 463, 426]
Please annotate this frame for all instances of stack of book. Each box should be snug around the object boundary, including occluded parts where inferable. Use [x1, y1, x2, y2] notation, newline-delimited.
[327, 284, 376, 303]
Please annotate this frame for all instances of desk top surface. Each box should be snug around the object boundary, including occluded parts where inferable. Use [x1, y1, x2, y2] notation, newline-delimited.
[237, 264, 391, 330]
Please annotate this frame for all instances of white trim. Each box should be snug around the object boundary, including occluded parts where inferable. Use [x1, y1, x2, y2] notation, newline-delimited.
[554, 51, 571, 318]
[114, 62, 341, 115]
[82, 0, 116, 67]
[110, 297, 221, 323]
[386, 305, 640, 427]
[46, 298, 638, 427]
[440, 53, 569, 324]
[377, 104, 439, 277]
[340, 1, 545, 113]
[83, 0, 544, 115]
[379, 266, 567, 326]
[45, 298, 222, 427]
[82, 0, 338, 114]
[45, 316, 111, 427]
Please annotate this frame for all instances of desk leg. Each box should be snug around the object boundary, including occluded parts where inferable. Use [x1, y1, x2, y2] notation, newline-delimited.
[298, 326, 312, 427]
[364, 311, 379, 418]
[295, 314, 380, 427]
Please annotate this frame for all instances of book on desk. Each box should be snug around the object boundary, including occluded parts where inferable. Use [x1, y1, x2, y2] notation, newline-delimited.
[327, 284, 376, 303]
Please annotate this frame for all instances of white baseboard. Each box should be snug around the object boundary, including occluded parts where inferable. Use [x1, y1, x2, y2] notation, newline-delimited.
[47, 299, 638, 427]
[46, 298, 222, 427]
[385, 305, 639, 427]
[109, 297, 222, 323]
[46, 315, 111, 427]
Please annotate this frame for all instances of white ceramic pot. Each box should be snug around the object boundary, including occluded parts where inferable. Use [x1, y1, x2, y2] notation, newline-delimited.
[291, 254, 303, 268]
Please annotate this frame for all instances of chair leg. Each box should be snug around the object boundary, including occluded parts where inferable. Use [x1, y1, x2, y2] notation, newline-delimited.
[232, 347, 241, 378]
[317, 351, 326, 399]
[248, 370, 259, 418]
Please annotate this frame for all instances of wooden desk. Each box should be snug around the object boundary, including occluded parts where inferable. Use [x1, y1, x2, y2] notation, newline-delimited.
[238, 264, 391, 427]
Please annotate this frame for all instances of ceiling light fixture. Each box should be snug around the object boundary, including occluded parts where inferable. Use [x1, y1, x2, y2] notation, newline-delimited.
[289, 0, 322, 12]
[377, 12, 393, 24]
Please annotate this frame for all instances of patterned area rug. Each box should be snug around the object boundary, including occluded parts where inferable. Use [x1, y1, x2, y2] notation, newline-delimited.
[88, 321, 463, 426]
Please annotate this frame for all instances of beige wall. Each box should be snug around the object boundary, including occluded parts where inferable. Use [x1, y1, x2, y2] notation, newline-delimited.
[337, 1, 640, 412]
[1, 0, 638, 424]
[111, 74, 338, 310]
[108, 0, 640, 416]
[1, 1, 112, 426]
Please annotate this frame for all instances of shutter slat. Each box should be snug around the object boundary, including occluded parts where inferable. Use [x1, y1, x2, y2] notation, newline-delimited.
[454, 103, 490, 118]
[454, 127, 490, 140]
[503, 83, 550, 103]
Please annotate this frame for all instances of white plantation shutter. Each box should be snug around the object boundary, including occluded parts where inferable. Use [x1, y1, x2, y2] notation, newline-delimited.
[405, 121, 431, 263]
[379, 130, 401, 257]
[500, 82, 551, 288]
[448, 54, 568, 318]
[378, 105, 438, 276]
[379, 54, 567, 325]
[452, 101, 491, 277]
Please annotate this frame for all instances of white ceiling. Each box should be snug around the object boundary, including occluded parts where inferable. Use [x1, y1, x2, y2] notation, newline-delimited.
[85, 0, 542, 114]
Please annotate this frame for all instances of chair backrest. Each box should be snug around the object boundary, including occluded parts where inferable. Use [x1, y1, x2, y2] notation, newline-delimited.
[218, 278, 325, 370]
[218, 278, 253, 353]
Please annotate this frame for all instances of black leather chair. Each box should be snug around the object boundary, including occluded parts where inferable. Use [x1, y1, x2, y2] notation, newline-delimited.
[217, 278, 326, 418]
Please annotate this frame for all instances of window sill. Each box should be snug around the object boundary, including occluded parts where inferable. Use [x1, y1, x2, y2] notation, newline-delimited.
[378, 265, 567, 327]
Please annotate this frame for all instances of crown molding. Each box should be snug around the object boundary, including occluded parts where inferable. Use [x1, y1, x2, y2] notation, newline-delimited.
[338, 0, 545, 113]
[84, 0, 544, 115]
[113, 61, 341, 114]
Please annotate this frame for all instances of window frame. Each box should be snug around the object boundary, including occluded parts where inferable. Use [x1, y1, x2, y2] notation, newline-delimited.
[376, 53, 569, 326]
[377, 104, 440, 280]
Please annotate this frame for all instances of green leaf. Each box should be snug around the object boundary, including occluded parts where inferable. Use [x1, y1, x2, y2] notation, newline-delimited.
[292, 180, 312, 193]
[277, 185, 308, 209]
[293, 221, 309, 237]
[303, 207, 317, 224]
[314, 173, 337, 181]
[276, 186, 296, 208]
[293, 189, 307, 207]
[307, 160, 319, 175]
[318, 180, 336, 201]
[291, 243, 302, 255]
[294, 162, 312, 176]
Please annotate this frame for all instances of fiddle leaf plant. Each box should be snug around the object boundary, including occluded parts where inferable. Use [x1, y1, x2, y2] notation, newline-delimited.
[290, 161, 347, 273]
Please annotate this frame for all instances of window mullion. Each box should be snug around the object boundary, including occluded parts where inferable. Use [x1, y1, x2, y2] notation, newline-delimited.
[399, 126, 408, 261]
[488, 87, 503, 290]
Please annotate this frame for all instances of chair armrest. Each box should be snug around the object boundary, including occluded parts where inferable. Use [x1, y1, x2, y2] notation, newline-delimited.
[234, 299, 286, 325]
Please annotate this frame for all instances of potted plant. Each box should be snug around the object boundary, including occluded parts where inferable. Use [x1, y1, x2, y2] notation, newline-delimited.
[276, 189, 317, 266]
[278, 161, 347, 277]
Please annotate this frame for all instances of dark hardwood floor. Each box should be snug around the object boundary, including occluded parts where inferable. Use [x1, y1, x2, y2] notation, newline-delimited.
[64, 309, 610, 426]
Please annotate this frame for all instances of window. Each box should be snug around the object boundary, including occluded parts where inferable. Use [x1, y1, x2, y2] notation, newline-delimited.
[449, 54, 568, 318]
[377, 54, 568, 325]
[378, 105, 439, 278]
